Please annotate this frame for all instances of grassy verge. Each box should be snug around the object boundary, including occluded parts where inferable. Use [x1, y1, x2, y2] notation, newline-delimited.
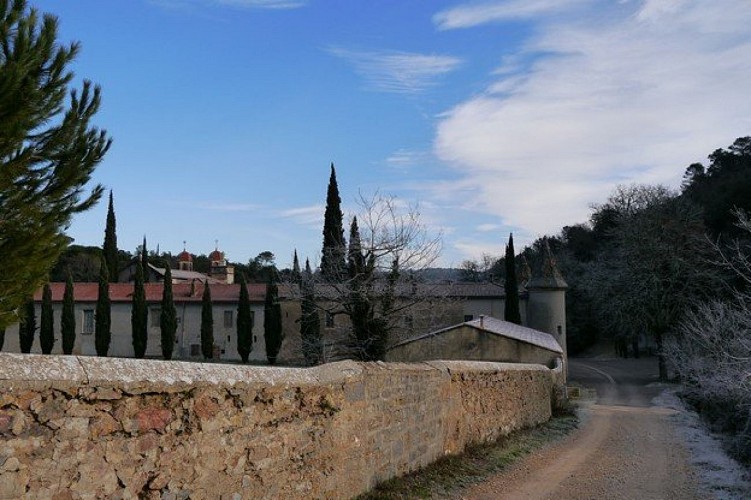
[358, 412, 579, 499]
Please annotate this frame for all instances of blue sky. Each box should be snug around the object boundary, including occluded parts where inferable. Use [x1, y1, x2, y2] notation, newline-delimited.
[33, 0, 751, 269]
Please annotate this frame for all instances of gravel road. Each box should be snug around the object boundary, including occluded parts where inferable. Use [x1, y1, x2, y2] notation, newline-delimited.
[456, 358, 708, 500]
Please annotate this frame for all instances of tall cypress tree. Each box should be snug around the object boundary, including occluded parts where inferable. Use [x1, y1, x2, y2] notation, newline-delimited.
[504, 233, 522, 325]
[40, 283, 54, 354]
[320, 163, 346, 281]
[61, 272, 75, 354]
[264, 281, 283, 365]
[160, 264, 177, 360]
[19, 298, 35, 353]
[95, 259, 111, 356]
[200, 283, 214, 359]
[140, 236, 149, 283]
[291, 249, 302, 284]
[236, 273, 253, 363]
[131, 260, 148, 358]
[300, 259, 322, 366]
[0, 328, 4, 351]
[103, 191, 119, 282]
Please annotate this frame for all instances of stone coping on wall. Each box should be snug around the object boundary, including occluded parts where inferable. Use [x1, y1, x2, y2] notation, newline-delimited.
[0, 353, 551, 390]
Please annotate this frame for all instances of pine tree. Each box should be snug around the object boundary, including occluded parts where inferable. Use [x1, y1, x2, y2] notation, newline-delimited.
[61, 272, 75, 354]
[200, 283, 214, 359]
[264, 281, 283, 365]
[160, 264, 177, 360]
[0, 0, 111, 330]
[19, 298, 35, 353]
[40, 282, 54, 354]
[504, 233, 522, 325]
[300, 259, 322, 365]
[131, 260, 148, 358]
[103, 191, 119, 282]
[320, 163, 346, 281]
[95, 259, 111, 356]
[140, 236, 149, 283]
[236, 273, 253, 363]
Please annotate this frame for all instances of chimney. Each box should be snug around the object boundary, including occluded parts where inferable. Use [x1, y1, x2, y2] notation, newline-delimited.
[480, 314, 485, 329]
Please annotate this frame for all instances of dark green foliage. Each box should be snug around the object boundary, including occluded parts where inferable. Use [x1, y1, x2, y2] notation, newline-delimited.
[61, 272, 75, 354]
[321, 163, 346, 282]
[40, 282, 54, 354]
[300, 259, 322, 366]
[246, 251, 278, 283]
[291, 250, 302, 284]
[50, 245, 101, 282]
[682, 137, 751, 237]
[200, 283, 214, 359]
[504, 234, 522, 325]
[140, 236, 149, 283]
[160, 265, 177, 360]
[346, 217, 389, 361]
[95, 260, 110, 356]
[19, 298, 35, 353]
[236, 273, 253, 363]
[131, 260, 147, 358]
[0, 0, 111, 330]
[264, 282, 283, 365]
[103, 191, 118, 282]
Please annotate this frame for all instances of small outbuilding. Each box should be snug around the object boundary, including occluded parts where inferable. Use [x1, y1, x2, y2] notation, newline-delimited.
[385, 315, 563, 368]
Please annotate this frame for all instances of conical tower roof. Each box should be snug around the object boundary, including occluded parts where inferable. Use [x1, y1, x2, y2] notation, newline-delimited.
[527, 239, 567, 290]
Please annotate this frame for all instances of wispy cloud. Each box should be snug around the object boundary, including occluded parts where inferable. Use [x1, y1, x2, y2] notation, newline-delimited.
[433, 0, 751, 237]
[328, 47, 462, 94]
[279, 204, 325, 228]
[194, 202, 262, 212]
[433, 0, 593, 30]
[215, 0, 306, 8]
[149, 0, 306, 10]
[385, 149, 432, 169]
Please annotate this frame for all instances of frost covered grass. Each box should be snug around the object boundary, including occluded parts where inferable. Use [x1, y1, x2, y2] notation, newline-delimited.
[655, 390, 751, 499]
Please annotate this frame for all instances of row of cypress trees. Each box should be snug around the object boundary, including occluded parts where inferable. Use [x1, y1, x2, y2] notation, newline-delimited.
[14, 276, 77, 355]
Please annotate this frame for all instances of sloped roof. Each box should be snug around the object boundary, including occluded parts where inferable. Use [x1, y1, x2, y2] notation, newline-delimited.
[391, 315, 563, 354]
[34, 283, 267, 304]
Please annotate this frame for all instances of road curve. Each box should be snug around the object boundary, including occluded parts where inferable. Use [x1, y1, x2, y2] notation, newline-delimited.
[456, 357, 705, 500]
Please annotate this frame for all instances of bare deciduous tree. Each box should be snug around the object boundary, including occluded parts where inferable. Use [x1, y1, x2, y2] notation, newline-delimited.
[292, 193, 449, 362]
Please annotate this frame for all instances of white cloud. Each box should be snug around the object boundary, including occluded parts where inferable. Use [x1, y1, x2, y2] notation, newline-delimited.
[385, 149, 431, 169]
[215, 0, 306, 8]
[433, 0, 751, 236]
[279, 204, 324, 228]
[150, 0, 306, 10]
[433, 0, 593, 30]
[328, 48, 462, 94]
[195, 202, 261, 212]
[476, 223, 501, 232]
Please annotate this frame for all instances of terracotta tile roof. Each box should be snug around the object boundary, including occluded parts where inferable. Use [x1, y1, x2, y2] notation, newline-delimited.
[34, 283, 268, 303]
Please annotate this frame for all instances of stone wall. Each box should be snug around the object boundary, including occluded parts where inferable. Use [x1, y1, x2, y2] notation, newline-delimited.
[0, 353, 554, 499]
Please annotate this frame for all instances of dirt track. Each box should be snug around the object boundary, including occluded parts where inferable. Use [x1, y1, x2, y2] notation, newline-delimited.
[456, 358, 706, 500]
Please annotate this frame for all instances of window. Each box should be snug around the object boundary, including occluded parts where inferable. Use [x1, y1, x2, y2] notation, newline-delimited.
[464, 314, 474, 322]
[325, 312, 334, 329]
[224, 310, 233, 328]
[83, 310, 94, 334]
[151, 308, 161, 327]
